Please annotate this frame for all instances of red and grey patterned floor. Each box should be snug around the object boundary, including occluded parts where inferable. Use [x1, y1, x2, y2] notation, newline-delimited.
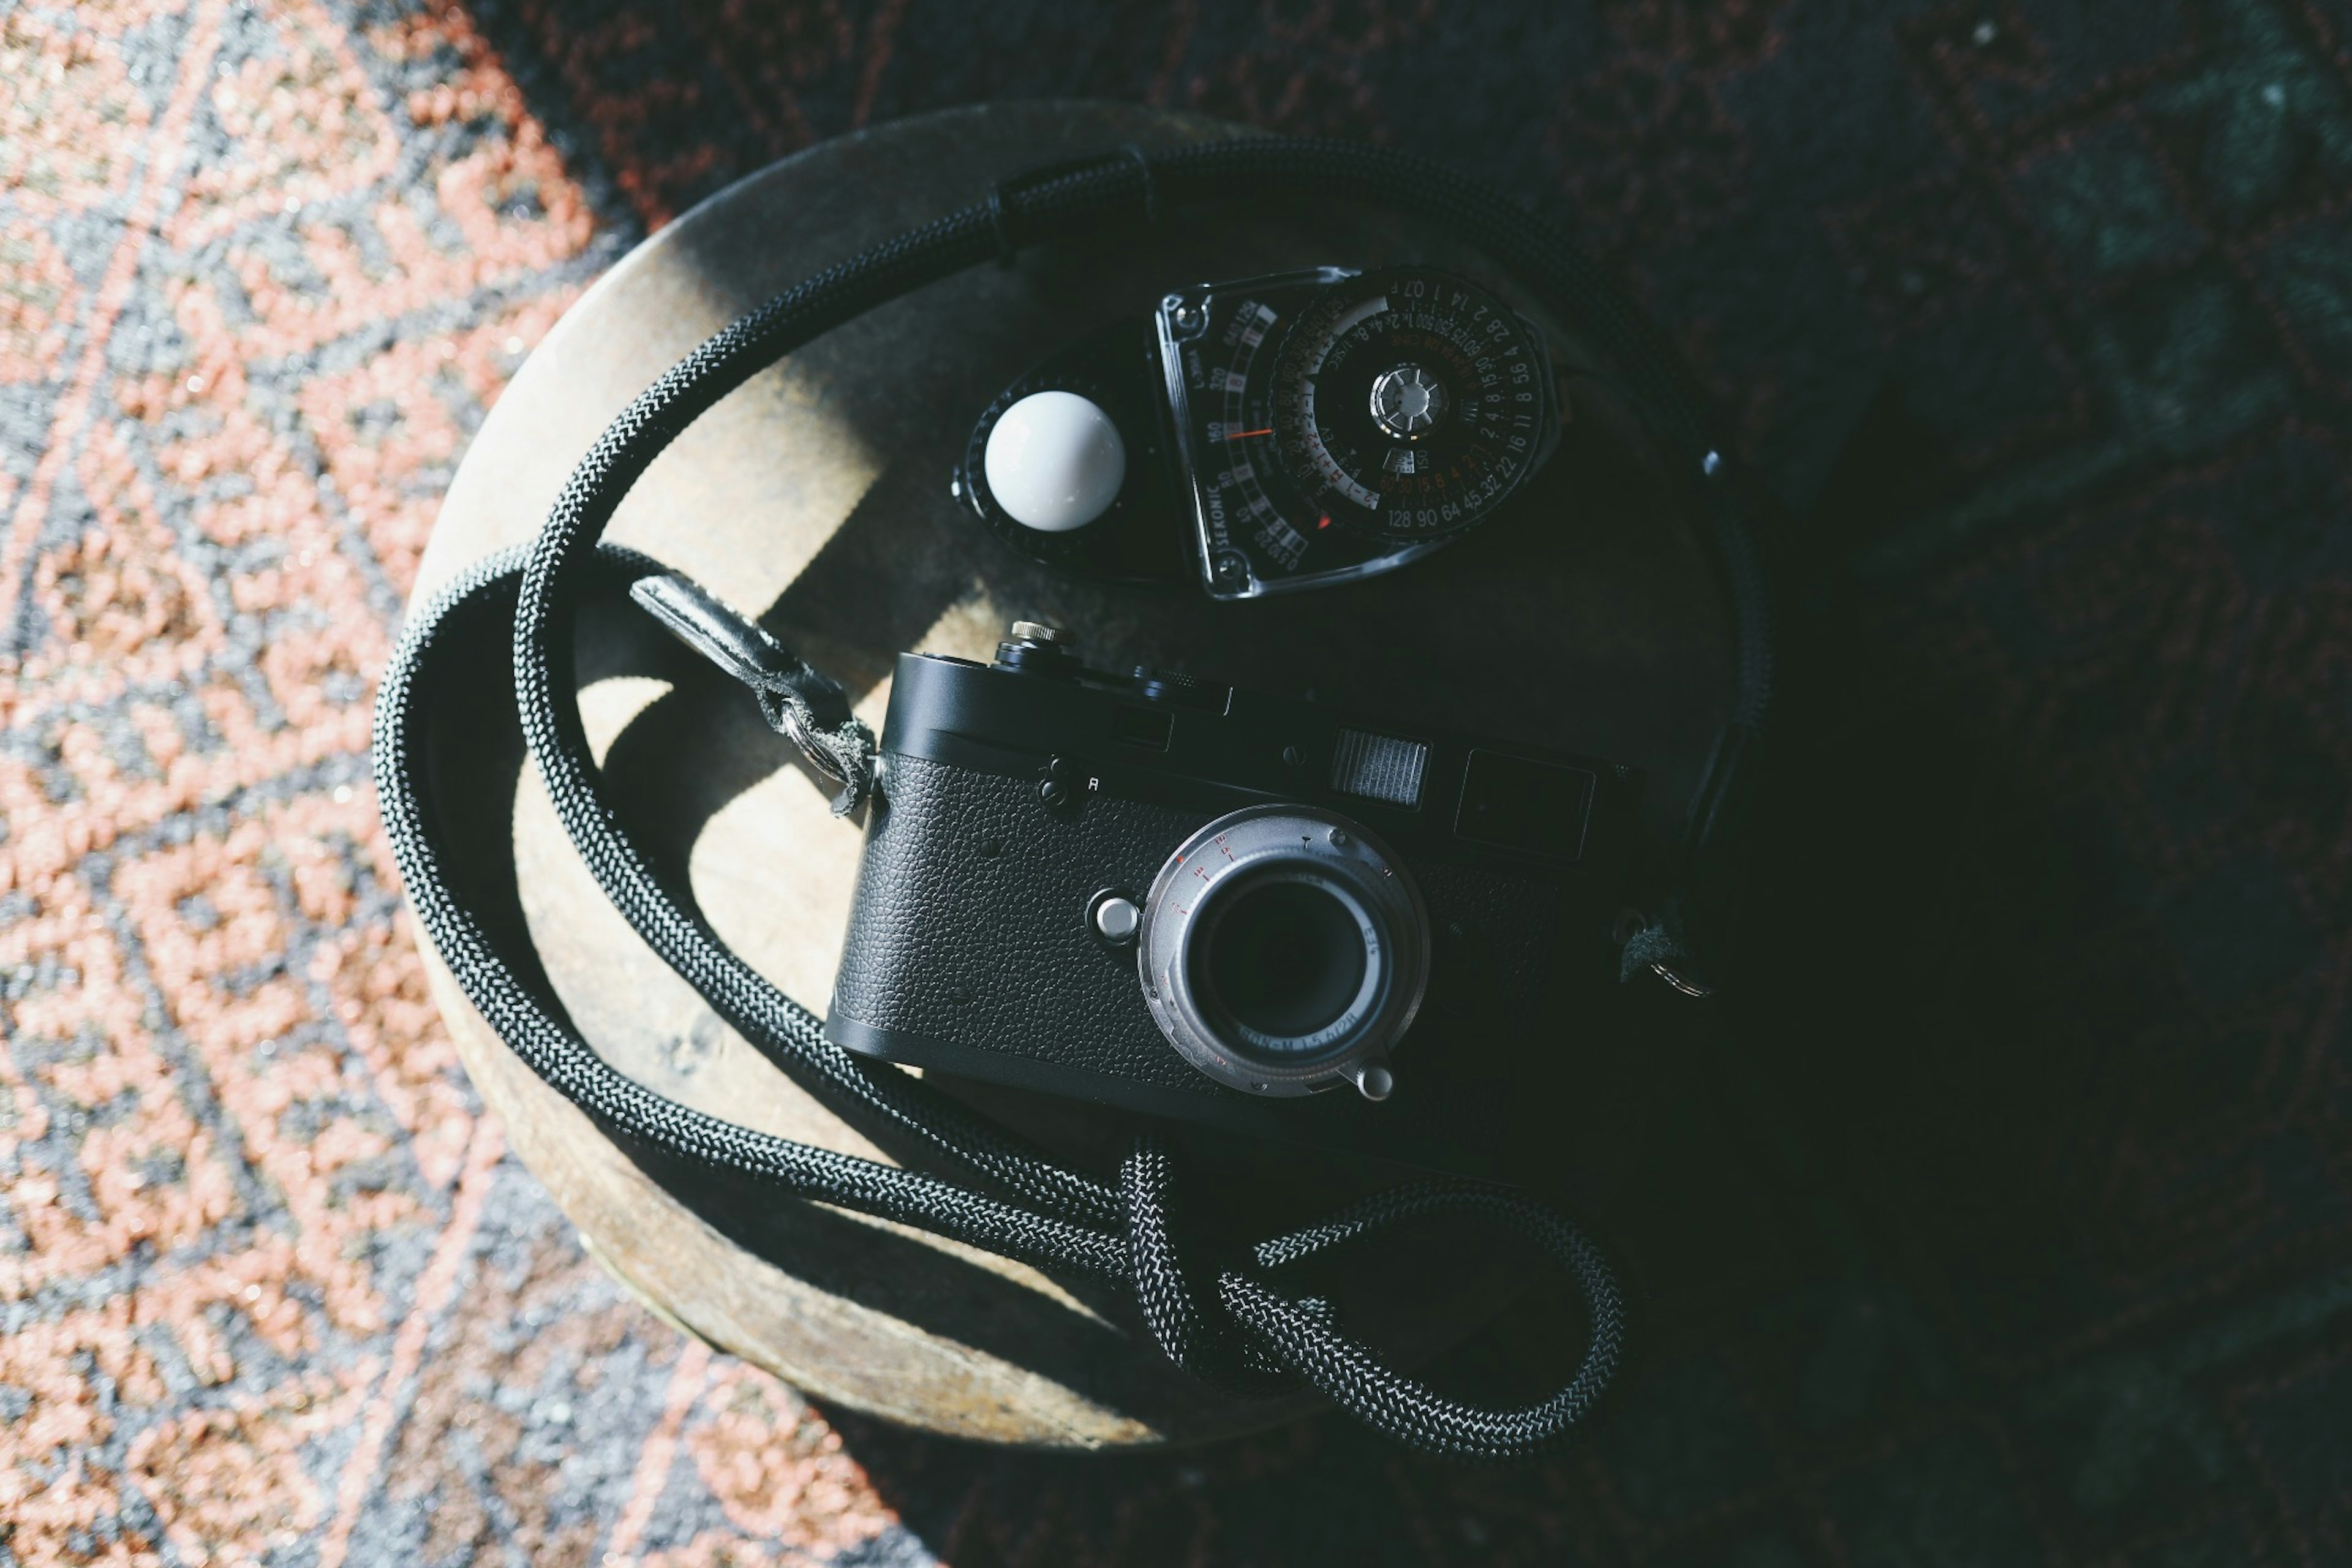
[6, 1, 2352, 1564]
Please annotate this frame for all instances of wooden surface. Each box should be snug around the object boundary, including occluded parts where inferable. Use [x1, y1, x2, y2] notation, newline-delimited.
[410, 101, 1729, 1448]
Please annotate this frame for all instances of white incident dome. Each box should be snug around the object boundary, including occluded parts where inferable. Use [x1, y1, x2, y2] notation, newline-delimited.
[982, 390, 1127, 532]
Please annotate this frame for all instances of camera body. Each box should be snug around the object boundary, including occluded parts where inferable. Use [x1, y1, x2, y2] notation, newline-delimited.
[826, 624, 1640, 1166]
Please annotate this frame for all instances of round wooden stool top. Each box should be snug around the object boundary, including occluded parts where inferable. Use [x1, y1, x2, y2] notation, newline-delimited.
[410, 102, 1730, 1449]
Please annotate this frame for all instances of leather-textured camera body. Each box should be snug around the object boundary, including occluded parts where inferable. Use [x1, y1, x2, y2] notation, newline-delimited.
[824, 627, 1640, 1169]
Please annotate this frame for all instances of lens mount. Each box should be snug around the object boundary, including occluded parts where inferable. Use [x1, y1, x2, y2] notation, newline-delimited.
[1137, 805, 1430, 1099]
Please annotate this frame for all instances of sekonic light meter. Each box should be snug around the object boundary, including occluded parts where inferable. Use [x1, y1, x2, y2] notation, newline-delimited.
[954, 265, 1561, 598]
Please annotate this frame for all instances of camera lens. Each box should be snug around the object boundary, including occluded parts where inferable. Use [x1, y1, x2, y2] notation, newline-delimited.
[1196, 878, 1368, 1042]
[1137, 805, 1429, 1098]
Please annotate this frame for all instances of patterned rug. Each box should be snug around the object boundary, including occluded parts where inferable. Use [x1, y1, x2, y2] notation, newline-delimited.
[5, 1, 2350, 1564]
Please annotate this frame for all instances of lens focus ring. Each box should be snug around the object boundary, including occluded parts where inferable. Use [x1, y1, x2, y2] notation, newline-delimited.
[1137, 805, 1430, 1098]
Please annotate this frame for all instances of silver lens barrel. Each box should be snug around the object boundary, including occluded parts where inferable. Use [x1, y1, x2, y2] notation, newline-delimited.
[1137, 805, 1430, 1099]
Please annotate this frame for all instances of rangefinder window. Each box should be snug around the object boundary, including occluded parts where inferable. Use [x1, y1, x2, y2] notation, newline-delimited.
[1454, 749, 1597, 862]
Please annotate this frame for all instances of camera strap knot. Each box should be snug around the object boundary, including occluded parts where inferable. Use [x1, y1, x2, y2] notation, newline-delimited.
[629, 570, 875, 815]
[1119, 1140, 1316, 1398]
[1115, 1138, 1634, 1454]
[1217, 1182, 1627, 1455]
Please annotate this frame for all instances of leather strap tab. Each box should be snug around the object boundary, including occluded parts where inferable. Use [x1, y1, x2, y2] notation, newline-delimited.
[630, 570, 873, 813]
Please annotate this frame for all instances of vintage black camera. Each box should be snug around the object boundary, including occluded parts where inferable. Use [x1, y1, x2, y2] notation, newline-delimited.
[825, 621, 1639, 1165]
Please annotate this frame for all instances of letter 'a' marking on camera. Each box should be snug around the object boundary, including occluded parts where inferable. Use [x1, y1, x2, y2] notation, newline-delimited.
[1331, 727, 1430, 807]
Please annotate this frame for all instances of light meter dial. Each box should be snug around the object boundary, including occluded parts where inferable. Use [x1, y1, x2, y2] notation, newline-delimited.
[1268, 268, 1558, 543]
